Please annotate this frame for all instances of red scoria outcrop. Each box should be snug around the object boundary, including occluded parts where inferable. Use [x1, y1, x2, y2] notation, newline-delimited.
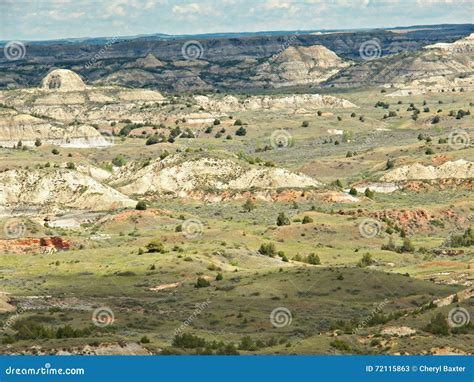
[0, 237, 70, 254]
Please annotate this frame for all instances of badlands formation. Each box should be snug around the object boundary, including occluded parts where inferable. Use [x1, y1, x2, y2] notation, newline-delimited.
[0, 26, 472, 356]
[109, 155, 321, 197]
[380, 160, 474, 182]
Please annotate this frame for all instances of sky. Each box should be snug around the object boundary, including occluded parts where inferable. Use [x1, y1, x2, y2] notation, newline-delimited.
[0, 0, 473, 41]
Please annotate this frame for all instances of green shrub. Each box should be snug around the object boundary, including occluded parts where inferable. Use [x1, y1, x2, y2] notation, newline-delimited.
[258, 243, 277, 257]
[306, 253, 320, 265]
[135, 201, 147, 210]
[276, 212, 290, 226]
[235, 126, 247, 136]
[330, 339, 351, 352]
[448, 228, 473, 247]
[357, 253, 374, 267]
[112, 154, 126, 167]
[195, 277, 211, 288]
[424, 313, 449, 335]
[146, 239, 165, 253]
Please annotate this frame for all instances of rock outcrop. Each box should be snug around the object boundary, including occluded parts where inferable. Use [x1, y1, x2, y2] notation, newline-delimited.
[380, 160, 474, 182]
[253, 44, 351, 87]
[194, 94, 356, 113]
[327, 33, 474, 91]
[41, 69, 87, 92]
[0, 168, 136, 213]
[109, 155, 321, 197]
[0, 108, 109, 148]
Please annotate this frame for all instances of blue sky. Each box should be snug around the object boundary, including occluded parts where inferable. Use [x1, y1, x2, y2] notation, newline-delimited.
[0, 0, 473, 40]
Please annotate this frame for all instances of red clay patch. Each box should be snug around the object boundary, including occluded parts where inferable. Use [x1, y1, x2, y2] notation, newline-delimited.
[0, 237, 70, 254]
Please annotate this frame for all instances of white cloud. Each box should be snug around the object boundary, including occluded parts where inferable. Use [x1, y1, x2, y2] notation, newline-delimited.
[172, 3, 204, 14]
[263, 0, 291, 10]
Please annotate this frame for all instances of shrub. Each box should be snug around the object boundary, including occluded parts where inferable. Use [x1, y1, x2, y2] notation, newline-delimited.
[213, 119, 221, 125]
[302, 216, 313, 224]
[306, 253, 320, 265]
[173, 333, 206, 348]
[276, 212, 290, 226]
[386, 159, 394, 170]
[235, 126, 247, 136]
[146, 136, 160, 145]
[195, 277, 211, 288]
[425, 148, 434, 155]
[301, 121, 309, 127]
[258, 243, 277, 257]
[136, 201, 147, 210]
[357, 253, 374, 267]
[242, 198, 256, 212]
[140, 336, 151, 344]
[34, 138, 42, 147]
[424, 313, 449, 335]
[349, 187, 357, 196]
[146, 239, 165, 253]
[364, 188, 375, 199]
[216, 273, 223, 281]
[239, 336, 256, 351]
[66, 162, 75, 170]
[448, 228, 473, 247]
[234, 119, 242, 126]
[112, 154, 126, 167]
[330, 339, 351, 352]
[52, 148, 60, 155]
[400, 237, 415, 253]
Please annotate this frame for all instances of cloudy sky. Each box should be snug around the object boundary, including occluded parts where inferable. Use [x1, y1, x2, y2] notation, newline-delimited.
[0, 0, 472, 41]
